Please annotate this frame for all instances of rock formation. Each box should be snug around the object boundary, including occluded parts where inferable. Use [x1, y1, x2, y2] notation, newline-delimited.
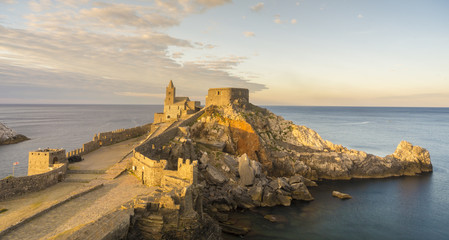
[332, 191, 352, 199]
[0, 123, 29, 145]
[133, 100, 432, 238]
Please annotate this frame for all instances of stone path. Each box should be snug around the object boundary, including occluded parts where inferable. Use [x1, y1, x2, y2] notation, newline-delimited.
[1, 174, 155, 240]
[0, 133, 159, 239]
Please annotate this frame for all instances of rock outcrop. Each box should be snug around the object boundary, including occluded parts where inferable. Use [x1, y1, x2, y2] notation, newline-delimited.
[132, 100, 432, 238]
[189, 103, 432, 181]
[332, 191, 352, 199]
[0, 123, 29, 145]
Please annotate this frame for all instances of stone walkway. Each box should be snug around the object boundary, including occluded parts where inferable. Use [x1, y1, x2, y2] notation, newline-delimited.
[1, 174, 155, 240]
[0, 133, 158, 239]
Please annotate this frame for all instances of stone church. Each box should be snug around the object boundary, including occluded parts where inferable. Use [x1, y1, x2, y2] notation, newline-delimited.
[154, 81, 201, 123]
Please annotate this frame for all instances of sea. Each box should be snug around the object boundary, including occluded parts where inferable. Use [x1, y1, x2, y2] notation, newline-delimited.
[1, 104, 448, 239]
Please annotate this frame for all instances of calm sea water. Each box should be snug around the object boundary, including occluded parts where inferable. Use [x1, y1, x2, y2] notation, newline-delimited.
[0, 104, 160, 178]
[224, 106, 449, 240]
[1, 105, 448, 239]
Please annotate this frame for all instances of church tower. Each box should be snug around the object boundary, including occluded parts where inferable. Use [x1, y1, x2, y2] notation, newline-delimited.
[165, 80, 175, 105]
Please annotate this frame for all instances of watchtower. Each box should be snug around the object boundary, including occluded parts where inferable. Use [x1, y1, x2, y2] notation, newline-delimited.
[28, 148, 67, 175]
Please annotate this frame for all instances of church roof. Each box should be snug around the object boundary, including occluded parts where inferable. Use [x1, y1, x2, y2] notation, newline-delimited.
[175, 97, 190, 102]
[168, 80, 174, 88]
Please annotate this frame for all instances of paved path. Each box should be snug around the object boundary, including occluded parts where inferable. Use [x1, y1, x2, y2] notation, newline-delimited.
[70, 136, 145, 171]
[1, 174, 155, 240]
[0, 132, 159, 239]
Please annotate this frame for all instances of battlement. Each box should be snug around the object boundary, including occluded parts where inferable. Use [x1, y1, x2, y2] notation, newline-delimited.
[132, 151, 197, 188]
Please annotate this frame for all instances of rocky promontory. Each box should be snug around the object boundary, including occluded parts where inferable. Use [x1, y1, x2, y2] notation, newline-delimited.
[138, 100, 432, 234]
[0, 123, 29, 145]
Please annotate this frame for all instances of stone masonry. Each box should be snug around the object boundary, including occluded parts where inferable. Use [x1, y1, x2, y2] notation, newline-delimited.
[154, 81, 201, 123]
[28, 148, 67, 175]
[205, 88, 249, 107]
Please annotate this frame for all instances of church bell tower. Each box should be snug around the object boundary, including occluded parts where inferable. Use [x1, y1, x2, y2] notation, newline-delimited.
[165, 80, 175, 105]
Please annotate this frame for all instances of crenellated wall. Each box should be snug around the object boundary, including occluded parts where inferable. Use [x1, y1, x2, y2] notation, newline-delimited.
[132, 109, 206, 188]
[66, 123, 154, 158]
[0, 163, 67, 200]
[132, 151, 197, 188]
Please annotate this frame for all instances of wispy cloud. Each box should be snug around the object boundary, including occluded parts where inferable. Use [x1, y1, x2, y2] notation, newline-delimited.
[243, 31, 255, 37]
[274, 15, 282, 24]
[251, 2, 264, 12]
[0, 0, 16, 4]
[357, 14, 364, 19]
[291, 19, 297, 24]
[29, 0, 52, 12]
[0, 0, 266, 104]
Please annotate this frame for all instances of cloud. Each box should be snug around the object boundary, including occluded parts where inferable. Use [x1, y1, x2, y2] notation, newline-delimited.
[243, 31, 255, 37]
[251, 2, 264, 12]
[29, 0, 52, 12]
[0, 0, 16, 4]
[79, 3, 180, 29]
[274, 15, 282, 24]
[291, 19, 297, 24]
[357, 14, 363, 19]
[171, 52, 184, 59]
[0, 1, 266, 104]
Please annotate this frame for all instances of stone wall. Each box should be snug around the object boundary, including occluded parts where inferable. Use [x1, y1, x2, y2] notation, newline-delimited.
[0, 163, 67, 200]
[66, 123, 153, 158]
[132, 153, 197, 188]
[154, 113, 165, 124]
[206, 88, 249, 107]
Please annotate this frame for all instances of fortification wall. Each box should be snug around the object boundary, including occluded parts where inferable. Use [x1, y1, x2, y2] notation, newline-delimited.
[132, 153, 197, 188]
[154, 113, 165, 124]
[132, 107, 206, 188]
[66, 123, 154, 157]
[206, 88, 249, 107]
[0, 163, 67, 201]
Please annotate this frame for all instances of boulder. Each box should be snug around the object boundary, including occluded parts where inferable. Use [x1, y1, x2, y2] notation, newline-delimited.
[248, 182, 263, 205]
[332, 191, 352, 199]
[204, 165, 227, 185]
[250, 160, 262, 177]
[264, 215, 278, 222]
[223, 154, 238, 173]
[238, 154, 255, 186]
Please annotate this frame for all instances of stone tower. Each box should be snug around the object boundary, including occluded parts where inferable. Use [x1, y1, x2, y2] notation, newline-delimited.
[28, 148, 67, 175]
[165, 80, 175, 106]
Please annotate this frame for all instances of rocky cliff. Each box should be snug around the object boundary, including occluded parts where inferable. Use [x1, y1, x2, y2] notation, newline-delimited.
[139, 101, 432, 236]
[0, 123, 29, 145]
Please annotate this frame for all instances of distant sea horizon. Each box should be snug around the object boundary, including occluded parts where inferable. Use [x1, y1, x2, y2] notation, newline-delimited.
[1, 104, 448, 239]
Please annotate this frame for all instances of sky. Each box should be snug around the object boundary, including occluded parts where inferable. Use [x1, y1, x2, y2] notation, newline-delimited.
[0, 0, 448, 107]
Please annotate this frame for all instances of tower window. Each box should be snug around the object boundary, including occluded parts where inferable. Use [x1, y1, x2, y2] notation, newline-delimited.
[217, 91, 220, 95]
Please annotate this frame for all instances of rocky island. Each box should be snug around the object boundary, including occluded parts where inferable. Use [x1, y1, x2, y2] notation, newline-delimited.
[0, 123, 29, 145]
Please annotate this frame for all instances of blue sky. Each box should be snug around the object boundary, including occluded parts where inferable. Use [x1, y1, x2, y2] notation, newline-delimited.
[1, 0, 448, 106]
